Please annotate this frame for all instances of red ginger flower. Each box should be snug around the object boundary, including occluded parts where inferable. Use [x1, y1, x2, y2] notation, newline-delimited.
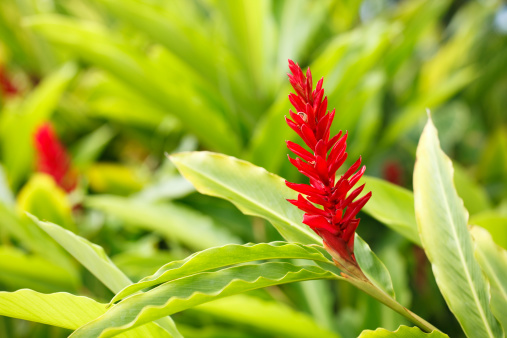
[285, 60, 371, 270]
[34, 123, 77, 192]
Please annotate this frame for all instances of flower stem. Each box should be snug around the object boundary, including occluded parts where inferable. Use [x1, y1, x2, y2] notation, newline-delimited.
[343, 274, 441, 333]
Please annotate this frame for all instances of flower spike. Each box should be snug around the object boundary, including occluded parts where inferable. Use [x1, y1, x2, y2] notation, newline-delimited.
[284, 60, 371, 275]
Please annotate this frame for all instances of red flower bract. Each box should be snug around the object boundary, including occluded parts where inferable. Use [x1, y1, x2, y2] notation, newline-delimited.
[34, 123, 77, 192]
[285, 60, 371, 268]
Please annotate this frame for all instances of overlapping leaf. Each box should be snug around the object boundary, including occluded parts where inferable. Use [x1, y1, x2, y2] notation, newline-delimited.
[72, 262, 339, 337]
[0, 289, 171, 337]
[170, 152, 395, 297]
[111, 241, 335, 303]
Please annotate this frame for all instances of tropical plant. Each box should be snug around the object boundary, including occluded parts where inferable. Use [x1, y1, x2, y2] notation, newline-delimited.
[0, 0, 506, 337]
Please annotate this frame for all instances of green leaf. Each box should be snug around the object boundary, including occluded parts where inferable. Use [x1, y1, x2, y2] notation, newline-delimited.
[413, 117, 502, 337]
[25, 15, 240, 155]
[453, 164, 491, 216]
[111, 241, 334, 304]
[29, 215, 182, 338]
[170, 152, 395, 296]
[71, 262, 339, 337]
[355, 236, 395, 298]
[18, 174, 75, 232]
[0, 289, 172, 337]
[0, 62, 77, 189]
[0, 289, 106, 330]
[85, 195, 241, 251]
[193, 294, 341, 338]
[360, 176, 420, 245]
[471, 226, 507, 331]
[30, 215, 131, 293]
[359, 325, 449, 337]
[470, 212, 507, 249]
[0, 202, 76, 272]
[92, 0, 218, 85]
[170, 151, 321, 245]
[0, 246, 78, 293]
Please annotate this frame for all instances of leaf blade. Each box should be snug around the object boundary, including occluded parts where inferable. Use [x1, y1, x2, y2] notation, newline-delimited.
[72, 262, 339, 338]
[414, 117, 502, 337]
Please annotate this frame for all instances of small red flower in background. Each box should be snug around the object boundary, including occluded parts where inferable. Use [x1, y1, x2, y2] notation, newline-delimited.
[285, 60, 371, 270]
[383, 160, 404, 186]
[0, 66, 19, 97]
[34, 123, 77, 192]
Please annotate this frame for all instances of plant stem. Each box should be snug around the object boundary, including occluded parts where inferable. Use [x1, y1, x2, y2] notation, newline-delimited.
[343, 274, 441, 333]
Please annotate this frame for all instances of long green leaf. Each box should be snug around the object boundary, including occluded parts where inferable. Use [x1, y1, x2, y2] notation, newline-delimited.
[170, 151, 321, 245]
[85, 195, 241, 251]
[111, 241, 334, 303]
[25, 15, 240, 155]
[359, 325, 448, 337]
[470, 226, 507, 331]
[71, 262, 339, 337]
[0, 289, 172, 337]
[413, 117, 502, 337]
[0, 289, 106, 330]
[29, 215, 182, 338]
[30, 215, 131, 293]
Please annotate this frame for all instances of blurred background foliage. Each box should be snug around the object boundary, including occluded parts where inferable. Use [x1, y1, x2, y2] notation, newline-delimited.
[0, 0, 506, 337]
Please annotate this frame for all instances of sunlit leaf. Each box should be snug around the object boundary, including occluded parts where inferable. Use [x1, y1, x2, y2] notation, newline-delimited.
[359, 325, 448, 337]
[0, 289, 172, 337]
[471, 226, 507, 331]
[72, 262, 339, 337]
[111, 241, 335, 304]
[414, 117, 502, 337]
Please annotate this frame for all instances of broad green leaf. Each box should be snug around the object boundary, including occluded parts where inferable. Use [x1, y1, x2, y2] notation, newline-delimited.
[193, 294, 340, 338]
[359, 325, 448, 337]
[360, 176, 420, 245]
[72, 262, 339, 337]
[0, 289, 172, 337]
[0, 246, 78, 293]
[85, 195, 241, 250]
[414, 117, 502, 337]
[25, 15, 240, 155]
[170, 152, 395, 297]
[18, 174, 75, 232]
[29, 215, 182, 338]
[471, 226, 507, 330]
[170, 151, 321, 245]
[0, 62, 77, 189]
[111, 241, 334, 304]
[0, 289, 106, 330]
